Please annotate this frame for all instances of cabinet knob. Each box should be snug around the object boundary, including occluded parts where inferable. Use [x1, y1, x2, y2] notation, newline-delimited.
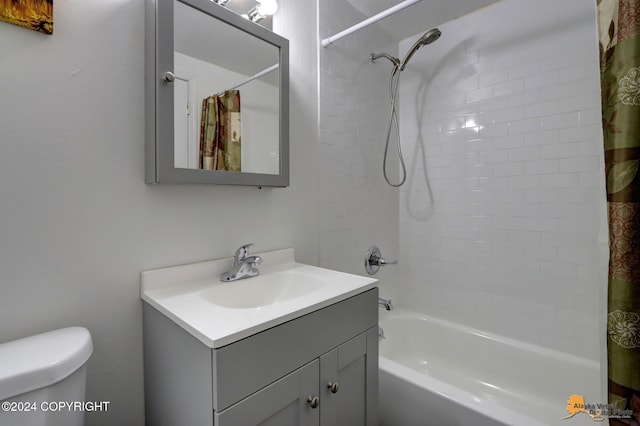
[327, 382, 340, 394]
[307, 395, 320, 409]
[163, 71, 176, 83]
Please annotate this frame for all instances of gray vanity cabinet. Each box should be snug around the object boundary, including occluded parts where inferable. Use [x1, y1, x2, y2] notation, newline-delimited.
[320, 331, 377, 426]
[143, 288, 378, 426]
[216, 329, 378, 426]
[215, 360, 320, 426]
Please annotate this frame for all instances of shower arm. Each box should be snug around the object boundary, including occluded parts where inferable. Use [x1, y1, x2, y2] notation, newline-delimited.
[370, 53, 401, 76]
[371, 52, 400, 67]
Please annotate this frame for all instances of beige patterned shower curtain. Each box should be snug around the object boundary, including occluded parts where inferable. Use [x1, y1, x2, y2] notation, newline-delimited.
[199, 90, 242, 171]
[597, 0, 640, 423]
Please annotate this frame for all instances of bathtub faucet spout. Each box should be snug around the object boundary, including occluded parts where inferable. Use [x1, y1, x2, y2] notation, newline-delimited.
[378, 297, 393, 311]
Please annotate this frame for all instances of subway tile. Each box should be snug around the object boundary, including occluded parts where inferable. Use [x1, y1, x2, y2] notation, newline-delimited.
[540, 142, 580, 159]
[508, 174, 541, 189]
[558, 64, 596, 82]
[509, 60, 542, 80]
[524, 188, 560, 203]
[524, 130, 558, 146]
[524, 245, 559, 261]
[555, 94, 601, 115]
[479, 203, 509, 216]
[464, 138, 491, 154]
[443, 116, 467, 131]
[557, 217, 599, 234]
[472, 111, 496, 127]
[540, 261, 577, 279]
[454, 75, 480, 92]
[442, 91, 467, 108]
[493, 135, 526, 150]
[540, 203, 578, 218]
[468, 176, 510, 190]
[508, 146, 541, 162]
[508, 118, 542, 134]
[579, 171, 604, 188]
[524, 159, 559, 175]
[479, 123, 509, 138]
[541, 232, 580, 248]
[465, 215, 494, 228]
[559, 247, 597, 265]
[540, 50, 579, 72]
[485, 150, 510, 163]
[493, 107, 525, 124]
[508, 202, 541, 217]
[524, 217, 559, 232]
[578, 109, 600, 126]
[480, 70, 509, 87]
[557, 187, 601, 204]
[493, 162, 524, 177]
[541, 112, 580, 130]
[525, 70, 559, 90]
[579, 139, 605, 156]
[493, 216, 524, 231]
[540, 78, 599, 103]
[508, 89, 542, 107]
[466, 164, 494, 178]
[509, 230, 541, 245]
[558, 156, 599, 173]
[493, 79, 525, 97]
[540, 173, 579, 188]
[466, 86, 493, 104]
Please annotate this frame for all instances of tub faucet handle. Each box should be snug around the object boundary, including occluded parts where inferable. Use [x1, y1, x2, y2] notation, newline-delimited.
[365, 246, 397, 275]
[377, 257, 398, 266]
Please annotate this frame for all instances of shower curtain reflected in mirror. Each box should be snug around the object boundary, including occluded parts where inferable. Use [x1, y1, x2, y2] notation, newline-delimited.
[597, 0, 640, 423]
[200, 90, 242, 171]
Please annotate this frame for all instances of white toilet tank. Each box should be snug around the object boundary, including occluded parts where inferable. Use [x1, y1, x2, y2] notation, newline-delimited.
[0, 327, 93, 426]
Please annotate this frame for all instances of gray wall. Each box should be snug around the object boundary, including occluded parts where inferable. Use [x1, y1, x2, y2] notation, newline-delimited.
[0, 0, 318, 423]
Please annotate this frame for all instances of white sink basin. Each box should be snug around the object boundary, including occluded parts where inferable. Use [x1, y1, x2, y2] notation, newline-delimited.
[200, 270, 327, 309]
[141, 248, 378, 348]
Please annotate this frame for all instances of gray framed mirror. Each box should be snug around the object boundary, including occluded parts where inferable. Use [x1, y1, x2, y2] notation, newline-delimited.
[146, 0, 289, 186]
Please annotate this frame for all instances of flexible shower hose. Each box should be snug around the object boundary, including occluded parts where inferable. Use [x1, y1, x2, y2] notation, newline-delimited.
[383, 69, 407, 187]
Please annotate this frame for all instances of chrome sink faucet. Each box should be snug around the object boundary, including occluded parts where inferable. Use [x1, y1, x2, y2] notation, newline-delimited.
[220, 243, 263, 282]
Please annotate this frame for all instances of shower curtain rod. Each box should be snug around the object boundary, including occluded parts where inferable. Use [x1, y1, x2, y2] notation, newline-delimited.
[321, 0, 423, 47]
[218, 63, 279, 95]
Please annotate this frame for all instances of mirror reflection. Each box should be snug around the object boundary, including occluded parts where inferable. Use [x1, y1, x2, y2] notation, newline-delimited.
[173, 0, 280, 175]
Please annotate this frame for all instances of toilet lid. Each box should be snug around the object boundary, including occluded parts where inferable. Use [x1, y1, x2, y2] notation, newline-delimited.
[0, 327, 93, 400]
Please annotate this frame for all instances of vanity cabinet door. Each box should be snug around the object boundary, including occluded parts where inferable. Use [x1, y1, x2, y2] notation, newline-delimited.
[320, 328, 378, 426]
[215, 360, 319, 426]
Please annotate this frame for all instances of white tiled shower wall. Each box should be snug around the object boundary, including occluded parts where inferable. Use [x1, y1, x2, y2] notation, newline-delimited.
[318, 2, 400, 292]
[397, 0, 607, 360]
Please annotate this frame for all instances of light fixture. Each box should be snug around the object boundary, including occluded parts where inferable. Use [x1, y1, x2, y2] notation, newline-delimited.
[213, 0, 230, 5]
[244, 0, 278, 23]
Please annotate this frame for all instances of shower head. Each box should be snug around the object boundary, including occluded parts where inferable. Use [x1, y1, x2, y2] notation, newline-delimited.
[420, 27, 443, 45]
[399, 28, 441, 72]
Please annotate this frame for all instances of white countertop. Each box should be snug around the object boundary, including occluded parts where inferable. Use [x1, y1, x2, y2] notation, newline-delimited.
[141, 248, 378, 348]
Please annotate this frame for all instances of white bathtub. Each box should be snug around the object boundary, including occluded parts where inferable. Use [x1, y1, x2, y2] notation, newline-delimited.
[378, 310, 601, 426]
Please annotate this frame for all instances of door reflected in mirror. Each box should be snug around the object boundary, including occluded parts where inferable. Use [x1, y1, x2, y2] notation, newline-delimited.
[173, 0, 280, 175]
